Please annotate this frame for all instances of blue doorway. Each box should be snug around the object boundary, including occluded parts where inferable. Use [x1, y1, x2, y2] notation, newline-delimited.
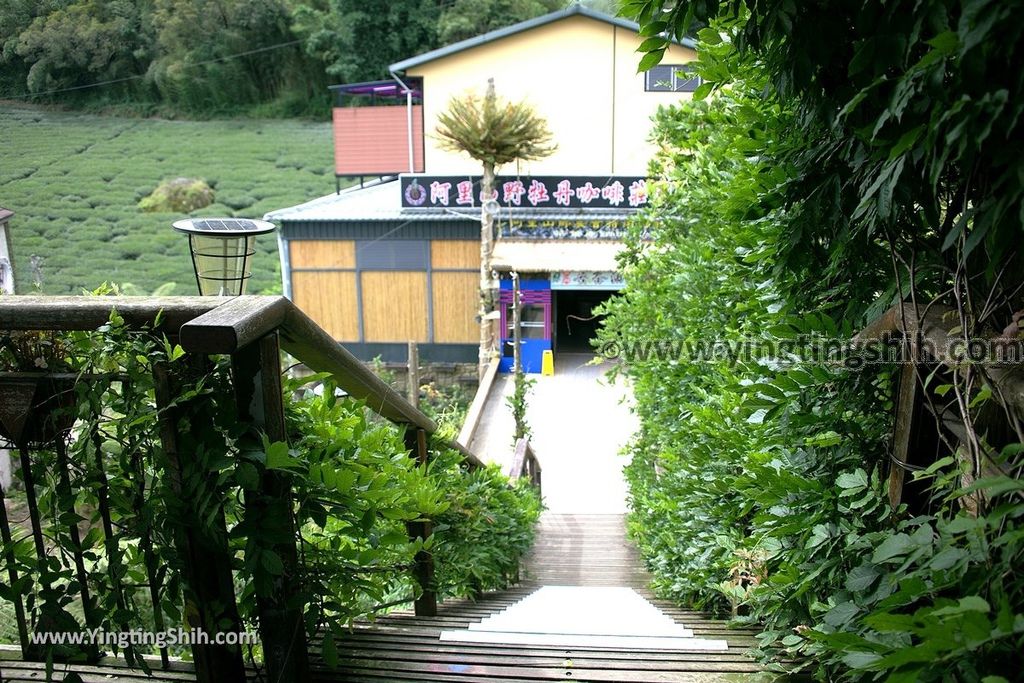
[499, 278, 551, 373]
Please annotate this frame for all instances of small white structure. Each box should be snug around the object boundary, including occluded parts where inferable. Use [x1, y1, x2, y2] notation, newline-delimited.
[0, 207, 14, 295]
[0, 207, 12, 489]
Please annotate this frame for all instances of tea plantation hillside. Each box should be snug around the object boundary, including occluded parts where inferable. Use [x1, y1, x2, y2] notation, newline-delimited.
[0, 105, 334, 294]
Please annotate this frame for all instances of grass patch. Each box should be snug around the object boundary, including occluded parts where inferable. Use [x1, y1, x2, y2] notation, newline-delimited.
[0, 104, 336, 295]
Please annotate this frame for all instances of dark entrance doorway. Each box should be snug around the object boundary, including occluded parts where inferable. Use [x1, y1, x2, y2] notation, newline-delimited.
[553, 289, 616, 354]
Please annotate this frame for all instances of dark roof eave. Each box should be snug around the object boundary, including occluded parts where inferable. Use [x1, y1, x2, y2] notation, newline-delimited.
[389, 5, 696, 73]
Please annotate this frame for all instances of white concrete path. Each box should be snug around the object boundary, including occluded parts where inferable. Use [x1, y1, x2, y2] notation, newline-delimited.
[439, 586, 729, 651]
[468, 352, 637, 514]
[454, 355, 736, 653]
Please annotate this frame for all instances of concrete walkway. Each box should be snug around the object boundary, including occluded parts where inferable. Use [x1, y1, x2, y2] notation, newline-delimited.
[439, 585, 729, 651]
[388, 358, 767, 680]
[468, 352, 637, 514]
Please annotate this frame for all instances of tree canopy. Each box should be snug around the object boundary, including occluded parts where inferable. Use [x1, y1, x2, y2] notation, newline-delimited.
[0, 0, 612, 117]
[625, 0, 1023, 323]
[435, 79, 556, 169]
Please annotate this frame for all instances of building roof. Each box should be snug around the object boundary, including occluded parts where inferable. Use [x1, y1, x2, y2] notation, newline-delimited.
[0, 208, 13, 222]
[389, 5, 695, 73]
[265, 179, 638, 225]
[265, 180, 469, 223]
[491, 240, 624, 273]
[328, 79, 422, 100]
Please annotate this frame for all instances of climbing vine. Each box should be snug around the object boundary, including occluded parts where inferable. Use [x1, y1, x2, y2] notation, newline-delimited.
[507, 371, 534, 444]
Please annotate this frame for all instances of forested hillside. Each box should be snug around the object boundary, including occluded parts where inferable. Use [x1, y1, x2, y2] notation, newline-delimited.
[0, 0, 615, 117]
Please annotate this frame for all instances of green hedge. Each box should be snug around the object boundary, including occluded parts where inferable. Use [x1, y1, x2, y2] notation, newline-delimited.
[600, 94, 1024, 680]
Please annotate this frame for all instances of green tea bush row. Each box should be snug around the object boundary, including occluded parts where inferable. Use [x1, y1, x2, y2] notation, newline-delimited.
[1, 106, 334, 295]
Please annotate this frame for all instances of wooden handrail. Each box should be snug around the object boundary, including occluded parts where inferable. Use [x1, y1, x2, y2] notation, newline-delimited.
[180, 297, 434, 428]
[0, 295, 225, 331]
[0, 295, 484, 468]
[1, 294, 500, 675]
[855, 302, 1024, 421]
[458, 356, 500, 448]
[508, 437, 542, 494]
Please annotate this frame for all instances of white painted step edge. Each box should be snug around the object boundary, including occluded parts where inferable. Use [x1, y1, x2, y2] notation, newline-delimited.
[439, 630, 730, 651]
[465, 624, 696, 638]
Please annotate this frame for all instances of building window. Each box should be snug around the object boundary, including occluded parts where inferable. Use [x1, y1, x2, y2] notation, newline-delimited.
[355, 240, 429, 270]
[645, 64, 701, 92]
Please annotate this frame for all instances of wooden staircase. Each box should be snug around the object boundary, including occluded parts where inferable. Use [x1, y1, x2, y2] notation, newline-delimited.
[326, 513, 765, 681]
[0, 519, 764, 682]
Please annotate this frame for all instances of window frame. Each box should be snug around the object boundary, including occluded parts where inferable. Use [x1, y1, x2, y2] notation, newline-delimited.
[644, 64, 702, 93]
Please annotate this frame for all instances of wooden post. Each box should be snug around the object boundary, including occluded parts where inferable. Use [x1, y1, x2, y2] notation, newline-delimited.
[890, 363, 917, 508]
[231, 333, 310, 683]
[152, 361, 247, 683]
[404, 427, 437, 616]
[407, 341, 420, 409]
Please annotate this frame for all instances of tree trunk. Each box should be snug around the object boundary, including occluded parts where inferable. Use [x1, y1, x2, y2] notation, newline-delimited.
[479, 161, 496, 381]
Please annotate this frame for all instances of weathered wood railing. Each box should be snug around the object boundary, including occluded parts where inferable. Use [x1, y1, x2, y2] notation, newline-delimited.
[508, 437, 542, 494]
[457, 356, 500, 448]
[0, 295, 486, 683]
[855, 302, 1024, 510]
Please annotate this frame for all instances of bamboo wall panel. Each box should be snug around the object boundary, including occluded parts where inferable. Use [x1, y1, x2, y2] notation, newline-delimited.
[290, 240, 355, 269]
[431, 240, 480, 270]
[432, 272, 478, 343]
[361, 271, 428, 342]
[292, 272, 359, 341]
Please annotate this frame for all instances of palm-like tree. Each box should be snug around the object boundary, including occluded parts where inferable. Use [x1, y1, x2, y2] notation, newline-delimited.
[435, 78, 555, 379]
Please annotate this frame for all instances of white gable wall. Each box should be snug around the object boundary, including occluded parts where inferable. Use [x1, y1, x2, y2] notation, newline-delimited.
[405, 15, 696, 177]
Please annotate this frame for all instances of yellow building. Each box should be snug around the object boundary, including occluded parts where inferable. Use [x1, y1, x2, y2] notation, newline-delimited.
[268, 5, 696, 369]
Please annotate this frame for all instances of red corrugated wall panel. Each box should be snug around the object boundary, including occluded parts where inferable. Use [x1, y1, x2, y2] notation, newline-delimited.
[333, 105, 424, 176]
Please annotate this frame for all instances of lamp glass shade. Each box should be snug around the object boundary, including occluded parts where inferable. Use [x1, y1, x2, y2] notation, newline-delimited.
[189, 234, 256, 296]
[172, 217, 275, 296]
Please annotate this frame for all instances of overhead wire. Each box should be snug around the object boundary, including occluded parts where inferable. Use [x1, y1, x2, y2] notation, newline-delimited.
[3, 39, 303, 100]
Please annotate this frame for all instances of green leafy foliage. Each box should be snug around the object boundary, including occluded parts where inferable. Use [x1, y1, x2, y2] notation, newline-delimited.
[291, 0, 439, 84]
[435, 81, 557, 169]
[0, 301, 541, 665]
[432, 454, 543, 597]
[137, 178, 215, 213]
[623, 0, 1024, 322]
[435, 0, 563, 44]
[0, 0, 568, 116]
[506, 371, 534, 443]
[603, 3, 1024, 678]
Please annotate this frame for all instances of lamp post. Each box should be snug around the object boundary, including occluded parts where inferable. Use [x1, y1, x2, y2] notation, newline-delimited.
[172, 218, 276, 296]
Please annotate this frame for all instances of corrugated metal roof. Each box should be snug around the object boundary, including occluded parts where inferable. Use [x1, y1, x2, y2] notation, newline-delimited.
[0, 208, 13, 222]
[264, 180, 467, 223]
[266, 180, 639, 225]
[491, 240, 624, 273]
[389, 5, 696, 73]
